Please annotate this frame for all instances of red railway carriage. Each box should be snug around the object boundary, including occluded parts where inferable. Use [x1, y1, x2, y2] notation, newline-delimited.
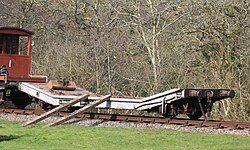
[0, 27, 46, 108]
[0, 27, 46, 83]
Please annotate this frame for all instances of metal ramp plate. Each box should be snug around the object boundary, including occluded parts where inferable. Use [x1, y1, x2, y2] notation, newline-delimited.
[23, 82, 94, 96]
[18, 82, 96, 106]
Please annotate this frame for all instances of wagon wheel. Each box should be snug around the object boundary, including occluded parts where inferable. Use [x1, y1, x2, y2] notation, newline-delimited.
[12, 98, 32, 109]
[68, 107, 80, 112]
[39, 100, 54, 110]
[11, 91, 32, 109]
[187, 111, 203, 120]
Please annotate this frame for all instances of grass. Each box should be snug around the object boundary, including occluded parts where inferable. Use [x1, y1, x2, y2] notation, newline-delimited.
[0, 120, 250, 150]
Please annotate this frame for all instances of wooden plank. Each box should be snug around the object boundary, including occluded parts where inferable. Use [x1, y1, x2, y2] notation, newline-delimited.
[43, 95, 111, 128]
[47, 80, 76, 91]
[23, 94, 89, 127]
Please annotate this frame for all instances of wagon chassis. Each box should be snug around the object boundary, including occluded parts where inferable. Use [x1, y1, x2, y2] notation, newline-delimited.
[1, 82, 235, 121]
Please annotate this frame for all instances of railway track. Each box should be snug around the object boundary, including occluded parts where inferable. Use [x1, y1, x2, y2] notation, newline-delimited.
[0, 108, 250, 129]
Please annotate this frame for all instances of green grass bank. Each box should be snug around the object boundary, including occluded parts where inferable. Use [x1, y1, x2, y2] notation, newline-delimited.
[0, 120, 249, 150]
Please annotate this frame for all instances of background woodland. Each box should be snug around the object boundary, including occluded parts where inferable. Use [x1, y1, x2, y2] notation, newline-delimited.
[0, 0, 249, 121]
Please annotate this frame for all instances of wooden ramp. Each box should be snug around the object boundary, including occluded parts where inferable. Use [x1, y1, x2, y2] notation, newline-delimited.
[43, 95, 111, 128]
[23, 94, 89, 127]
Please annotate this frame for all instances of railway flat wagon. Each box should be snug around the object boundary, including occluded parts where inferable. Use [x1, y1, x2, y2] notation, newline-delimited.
[0, 27, 235, 120]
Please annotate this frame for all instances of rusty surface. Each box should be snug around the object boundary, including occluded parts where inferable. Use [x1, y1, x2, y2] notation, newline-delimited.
[0, 108, 250, 129]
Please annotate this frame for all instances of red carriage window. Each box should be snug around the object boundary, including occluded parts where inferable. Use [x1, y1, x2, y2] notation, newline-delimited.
[6, 35, 18, 54]
[18, 36, 28, 55]
[0, 35, 28, 55]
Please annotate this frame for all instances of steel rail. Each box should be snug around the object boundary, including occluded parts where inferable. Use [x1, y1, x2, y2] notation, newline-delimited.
[0, 108, 250, 129]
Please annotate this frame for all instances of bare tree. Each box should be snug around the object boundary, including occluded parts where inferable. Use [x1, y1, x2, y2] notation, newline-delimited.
[187, 0, 250, 120]
[111, 0, 191, 93]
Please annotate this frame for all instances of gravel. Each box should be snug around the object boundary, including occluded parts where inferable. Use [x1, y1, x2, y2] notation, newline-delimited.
[1, 113, 250, 136]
